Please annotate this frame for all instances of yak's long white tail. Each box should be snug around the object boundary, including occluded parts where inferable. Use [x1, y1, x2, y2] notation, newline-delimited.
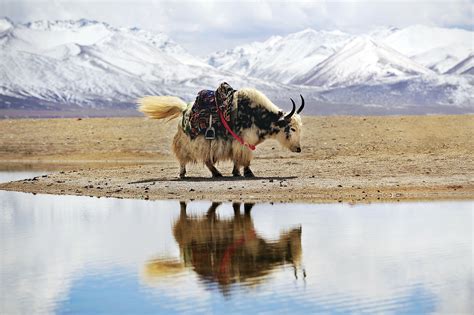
[137, 96, 188, 120]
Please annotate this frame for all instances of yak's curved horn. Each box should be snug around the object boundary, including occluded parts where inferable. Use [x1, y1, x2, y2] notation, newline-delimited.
[297, 94, 305, 114]
[285, 98, 296, 120]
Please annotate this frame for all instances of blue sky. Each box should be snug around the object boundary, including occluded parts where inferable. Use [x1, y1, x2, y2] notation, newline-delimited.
[1, 0, 472, 55]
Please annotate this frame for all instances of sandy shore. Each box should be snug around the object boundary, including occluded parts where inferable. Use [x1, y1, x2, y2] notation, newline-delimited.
[0, 115, 473, 203]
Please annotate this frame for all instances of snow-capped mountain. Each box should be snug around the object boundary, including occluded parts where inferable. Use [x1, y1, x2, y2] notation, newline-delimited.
[0, 18, 293, 111]
[0, 18, 472, 116]
[207, 28, 351, 84]
[288, 35, 472, 108]
[208, 25, 473, 80]
[292, 36, 434, 87]
[0, 18, 214, 106]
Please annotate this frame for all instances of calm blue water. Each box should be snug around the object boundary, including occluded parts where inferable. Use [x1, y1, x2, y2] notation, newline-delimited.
[0, 172, 473, 314]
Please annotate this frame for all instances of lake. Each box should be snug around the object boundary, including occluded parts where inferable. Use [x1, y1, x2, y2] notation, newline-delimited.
[0, 172, 472, 314]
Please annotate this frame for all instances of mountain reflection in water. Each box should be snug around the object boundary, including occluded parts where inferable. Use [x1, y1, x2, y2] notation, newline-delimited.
[145, 202, 304, 293]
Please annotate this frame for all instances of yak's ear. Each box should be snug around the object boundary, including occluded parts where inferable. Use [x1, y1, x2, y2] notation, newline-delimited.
[275, 119, 288, 128]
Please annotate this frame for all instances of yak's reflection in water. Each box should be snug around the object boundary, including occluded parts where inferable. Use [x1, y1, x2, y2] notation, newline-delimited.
[145, 202, 305, 293]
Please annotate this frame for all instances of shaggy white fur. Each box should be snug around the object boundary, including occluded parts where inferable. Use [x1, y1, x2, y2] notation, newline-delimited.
[236, 88, 281, 112]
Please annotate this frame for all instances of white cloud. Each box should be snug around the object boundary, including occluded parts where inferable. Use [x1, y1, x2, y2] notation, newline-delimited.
[1, 0, 472, 55]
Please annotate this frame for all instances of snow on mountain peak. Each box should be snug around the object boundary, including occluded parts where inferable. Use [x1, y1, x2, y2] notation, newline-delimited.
[291, 28, 348, 38]
[380, 25, 473, 74]
[0, 17, 14, 41]
[207, 24, 472, 83]
[382, 24, 473, 56]
[24, 19, 110, 31]
[0, 18, 114, 54]
[207, 28, 351, 83]
[288, 28, 321, 39]
[367, 26, 400, 41]
[292, 36, 433, 87]
[0, 17, 13, 32]
[0, 18, 205, 66]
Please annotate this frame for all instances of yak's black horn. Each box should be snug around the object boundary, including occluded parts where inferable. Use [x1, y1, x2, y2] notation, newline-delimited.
[285, 98, 296, 120]
[297, 94, 305, 114]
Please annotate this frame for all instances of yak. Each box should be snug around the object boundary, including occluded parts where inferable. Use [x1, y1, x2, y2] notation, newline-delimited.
[138, 83, 304, 178]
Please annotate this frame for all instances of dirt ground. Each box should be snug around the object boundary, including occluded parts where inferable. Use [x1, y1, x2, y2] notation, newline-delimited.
[0, 115, 473, 203]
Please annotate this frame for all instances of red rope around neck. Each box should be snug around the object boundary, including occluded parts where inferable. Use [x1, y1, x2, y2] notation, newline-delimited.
[215, 100, 256, 151]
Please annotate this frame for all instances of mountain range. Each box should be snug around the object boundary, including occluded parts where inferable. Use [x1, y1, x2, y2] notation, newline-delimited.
[0, 18, 472, 117]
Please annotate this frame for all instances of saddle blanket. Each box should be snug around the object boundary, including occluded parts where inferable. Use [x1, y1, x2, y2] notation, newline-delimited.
[182, 82, 236, 140]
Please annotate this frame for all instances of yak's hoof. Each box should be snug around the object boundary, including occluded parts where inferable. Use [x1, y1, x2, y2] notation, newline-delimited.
[179, 174, 186, 179]
[232, 172, 242, 177]
[244, 170, 255, 178]
[212, 173, 223, 178]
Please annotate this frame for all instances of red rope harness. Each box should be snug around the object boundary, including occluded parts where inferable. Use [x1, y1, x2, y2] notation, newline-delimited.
[215, 100, 256, 151]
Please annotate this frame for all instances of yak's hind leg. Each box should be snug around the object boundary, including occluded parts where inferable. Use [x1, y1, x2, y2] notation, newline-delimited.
[205, 140, 230, 178]
[179, 163, 187, 179]
[172, 127, 193, 179]
[205, 161, 223, 178]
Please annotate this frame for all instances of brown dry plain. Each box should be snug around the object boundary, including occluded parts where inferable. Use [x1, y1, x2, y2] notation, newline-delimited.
[0, 115, 473, 203]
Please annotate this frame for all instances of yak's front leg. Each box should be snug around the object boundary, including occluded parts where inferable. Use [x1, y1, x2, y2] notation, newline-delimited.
[205, 161, 223, 178]
[234, 145, 254, 177]
[232, 163, 241, 177]
[243, 165, 255, 178]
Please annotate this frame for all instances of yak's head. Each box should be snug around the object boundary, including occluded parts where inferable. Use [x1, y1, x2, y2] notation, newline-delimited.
[273, 95, 304, 153]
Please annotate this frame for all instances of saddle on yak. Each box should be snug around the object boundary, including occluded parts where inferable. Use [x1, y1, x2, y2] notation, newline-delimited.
[182, 82, 236, 140]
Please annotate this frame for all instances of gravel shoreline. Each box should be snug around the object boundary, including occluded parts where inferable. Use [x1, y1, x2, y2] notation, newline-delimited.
[1, 115, 472, 203]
